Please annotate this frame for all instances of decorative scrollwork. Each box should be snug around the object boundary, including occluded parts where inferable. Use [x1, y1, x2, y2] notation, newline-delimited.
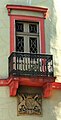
[17, 94, 42, 115]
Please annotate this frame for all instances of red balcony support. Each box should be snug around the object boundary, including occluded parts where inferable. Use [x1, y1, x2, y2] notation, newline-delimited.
[0, 76, 56, 97]
[43, 83, 52, 98]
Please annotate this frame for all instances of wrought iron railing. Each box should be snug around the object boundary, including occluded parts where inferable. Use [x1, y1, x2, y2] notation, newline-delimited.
[8, 52, 54, 77]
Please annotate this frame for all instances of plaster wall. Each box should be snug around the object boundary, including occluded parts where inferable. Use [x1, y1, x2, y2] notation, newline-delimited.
[0, 1, 61, 120]
[0, 87, 61, 120]
[0, 0, 61, 82]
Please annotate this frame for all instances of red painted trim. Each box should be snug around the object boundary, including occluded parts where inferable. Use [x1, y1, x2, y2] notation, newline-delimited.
[10, 16, 14, 53]
[19, 76, 55, 87]
[43, 82, 61, 98]
[0, 76, 56, 96]
[9, 80, 19, 96]
[43, 83, 52, 98]
[6, 4, 48, 18]
[0, 76, 55, 86]
[10, 15, 46, 53]
[40, 19, 46, 53]
[0, 78, 12, 86]
[52, 82, 61, 89]
[6, 5, 47, 53]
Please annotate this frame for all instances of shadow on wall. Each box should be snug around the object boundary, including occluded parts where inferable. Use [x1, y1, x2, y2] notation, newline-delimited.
[53, 90, 61, 120]
[54, 102, 61, 120]
[42, 90, 61, 120]
[45, 0, 57, 54]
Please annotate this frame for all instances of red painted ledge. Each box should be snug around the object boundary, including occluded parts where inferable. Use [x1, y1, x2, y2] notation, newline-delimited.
[0, 76, 56, 97]
[52, 82, 61, 89]
[6, 4, 48, 18]
[0, 76, 56, 86]
[0, 76, 60, 98]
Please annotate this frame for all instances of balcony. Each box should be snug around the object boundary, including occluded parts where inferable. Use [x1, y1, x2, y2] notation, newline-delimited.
[8, 52, 54, 77]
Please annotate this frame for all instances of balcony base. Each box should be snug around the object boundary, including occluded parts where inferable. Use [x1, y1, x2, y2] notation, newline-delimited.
[0, 76, 56, 98]
[8, 76, 55, 97]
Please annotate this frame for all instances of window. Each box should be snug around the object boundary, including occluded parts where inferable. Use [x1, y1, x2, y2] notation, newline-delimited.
[6, 5, 48, 53]
[15, 21, 39, 53]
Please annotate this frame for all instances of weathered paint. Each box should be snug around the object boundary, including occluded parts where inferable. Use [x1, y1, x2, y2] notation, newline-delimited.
[0, 0, 61, 119]
[0, 0, 61, 82]
[0, 87, 61, 120]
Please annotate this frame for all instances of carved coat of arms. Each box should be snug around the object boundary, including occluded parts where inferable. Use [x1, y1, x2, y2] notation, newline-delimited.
[17, 94, 42, 115]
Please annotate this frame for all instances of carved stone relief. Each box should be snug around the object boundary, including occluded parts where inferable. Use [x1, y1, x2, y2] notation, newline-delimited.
[17, 86, 42, 115]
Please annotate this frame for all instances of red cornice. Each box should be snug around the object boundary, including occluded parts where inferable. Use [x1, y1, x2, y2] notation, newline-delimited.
[6, 4, 48, 18]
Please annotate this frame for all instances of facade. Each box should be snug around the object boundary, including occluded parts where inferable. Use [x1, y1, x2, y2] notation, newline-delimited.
[0, 0, 61, 120]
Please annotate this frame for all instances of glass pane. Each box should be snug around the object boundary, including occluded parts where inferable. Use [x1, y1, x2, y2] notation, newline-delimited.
[29, 37, 37, 53]
[29, 24, 37, 33]
[16, 23, 24, 32]
[16, 36, 24, 52]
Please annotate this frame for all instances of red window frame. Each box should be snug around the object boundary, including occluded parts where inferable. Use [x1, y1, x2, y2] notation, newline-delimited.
[10, 15, 45, 53]
[6, 5, 48, 54]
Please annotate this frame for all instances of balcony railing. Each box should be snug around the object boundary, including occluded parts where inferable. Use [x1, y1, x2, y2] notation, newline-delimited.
[8, 52, 54, 77]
